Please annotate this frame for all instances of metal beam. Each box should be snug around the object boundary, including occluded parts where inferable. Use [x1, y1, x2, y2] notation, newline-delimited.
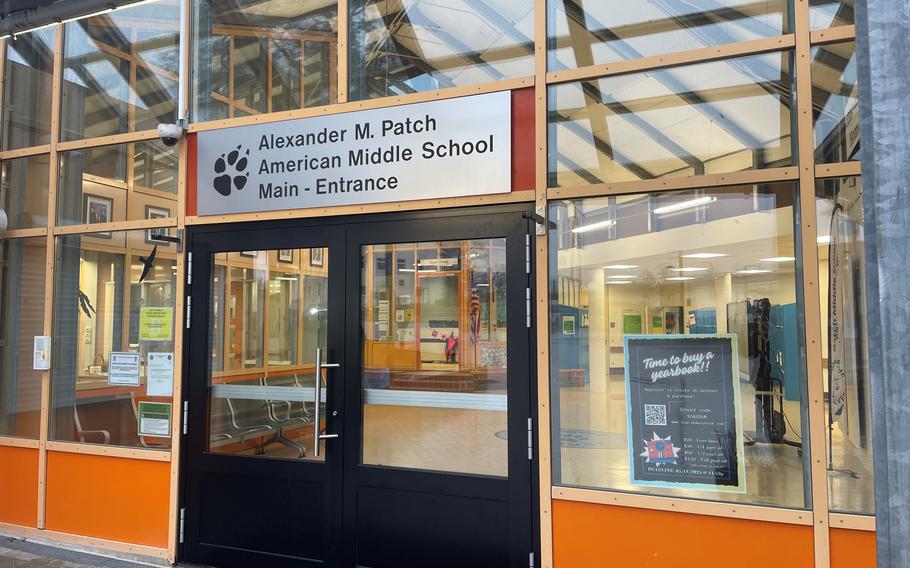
[854, 0, 910, 565]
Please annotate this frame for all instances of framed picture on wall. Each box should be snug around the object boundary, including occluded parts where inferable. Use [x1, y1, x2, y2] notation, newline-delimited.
[278, 249, 293, 263]
[145, 205, 170, 245]
[310, 248, 324, 267]
[83, 194, 112, 238]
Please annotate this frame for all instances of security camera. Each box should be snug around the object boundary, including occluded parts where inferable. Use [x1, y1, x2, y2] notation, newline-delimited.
[157, 123, 185, 147]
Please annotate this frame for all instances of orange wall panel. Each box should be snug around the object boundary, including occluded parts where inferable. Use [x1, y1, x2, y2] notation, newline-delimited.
[553, 500, 814, 568]
[45, 451, 170, 548]
[0, 446, 39, 527]
[831, 528, 876, 568]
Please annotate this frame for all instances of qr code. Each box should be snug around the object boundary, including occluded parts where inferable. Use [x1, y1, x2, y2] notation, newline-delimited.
[644, 404, 667, 426]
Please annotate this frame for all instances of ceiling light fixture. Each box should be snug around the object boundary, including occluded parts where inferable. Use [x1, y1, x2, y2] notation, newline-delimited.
[572, 219, 616, 234]
[604, 264, 639, 270]
[670, 267, 707, 272]
[817, 235, 831, 244]
[737, 269, 771, 275]
[653, 196, 717, 215]
[608, 281, 633, 285]
[760, 256, 796, 262]
[608, 275, 636, 279]
[682, 252, 728, 259]
[666, 276, 695, 281]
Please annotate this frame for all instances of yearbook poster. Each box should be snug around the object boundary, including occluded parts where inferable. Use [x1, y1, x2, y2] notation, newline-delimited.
[624, 334, 745, 492]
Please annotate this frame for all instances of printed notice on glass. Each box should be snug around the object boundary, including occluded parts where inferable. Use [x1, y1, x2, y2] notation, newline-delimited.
[624, 334, 745, 493]
[139, 307, 174, 341]
[138, 402, 171, 437]
[108, 352, 141, 386]
[146, 352, 174, 397]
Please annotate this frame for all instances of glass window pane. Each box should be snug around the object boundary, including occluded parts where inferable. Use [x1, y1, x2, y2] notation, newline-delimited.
[0, 237, 47, 439]
[50, 230, 177, 449]
[349, 0, 534, 100]
[548, 0, 789, 71]
[2, 28, 55, 150]
[208, 248, 329, 460]
[57, 142, 178, 227]
[816, 176, 873, 514]
[550, 183, 810, 508]
[810, 0, 854, 30]
[361, 239, 508, 476]
[192, 1, 338, 123]
[549, 51, 794, 187]
[812, 42, 859, 164]
[1, 154, 50, 230]
[60, 0, 180, 141]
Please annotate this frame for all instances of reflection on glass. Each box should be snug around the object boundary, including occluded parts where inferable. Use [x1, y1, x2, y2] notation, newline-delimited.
[812, 42, 859, 164]
[816, 176, 873, 514]
[50, 230, 177, 449]
[192, 1, 337, 122]
[361, 240, 508, 476]
[57, 142, 178, 227]
[2, 28, 55, 150]
[550, 183, 810, 508]
[60, 0, 179, 141]
[548, 51, 793, 187]
[0, 237, 48, 439]
[548, 0, 789, 70]
[1, 155, 50, 230]
[349, 0, 534, 100]
[208, 248, 329, 461]
[809, 0, 854, 30]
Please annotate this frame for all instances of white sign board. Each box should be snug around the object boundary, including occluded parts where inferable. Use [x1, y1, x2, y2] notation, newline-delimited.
[146, 352, 175, 397]
[108, 352, 141, 386]
[33, 336, 51, 370]
[196, 91, 512, 216]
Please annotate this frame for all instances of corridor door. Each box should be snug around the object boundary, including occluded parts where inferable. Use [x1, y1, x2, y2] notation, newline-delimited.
[181, 208, 535, 568]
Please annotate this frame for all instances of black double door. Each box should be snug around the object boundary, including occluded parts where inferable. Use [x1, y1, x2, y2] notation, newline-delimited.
[181, 206, 537, 568]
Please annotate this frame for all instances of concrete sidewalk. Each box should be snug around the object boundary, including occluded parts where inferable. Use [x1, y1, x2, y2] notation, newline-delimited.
[0, 539, 156, 568]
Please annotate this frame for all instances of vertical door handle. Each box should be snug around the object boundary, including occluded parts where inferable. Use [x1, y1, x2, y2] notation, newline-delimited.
[313, 347, 340, 457]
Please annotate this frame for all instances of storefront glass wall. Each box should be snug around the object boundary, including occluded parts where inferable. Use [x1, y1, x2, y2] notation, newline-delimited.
[349, 0, 534, 100]
[2, 28, 55, 150]
[816, 176, 872, 514]
[549, 183, 809, 508]
[1, 155, 50, 231]
[0, 237, 48, 439]
[547, 1, 790, 71]
[191, 0, 338, 122]
[49, 229, 178, 449]
[57, 141, 178, 227]
[547, 51, 794, 187]
[812, 41, 859, 164]
[60, 0, 180, 141]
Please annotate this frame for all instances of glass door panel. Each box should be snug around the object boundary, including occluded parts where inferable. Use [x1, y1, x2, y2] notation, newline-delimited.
[206, 247, 329, 460]
[360, 238, 508, 476]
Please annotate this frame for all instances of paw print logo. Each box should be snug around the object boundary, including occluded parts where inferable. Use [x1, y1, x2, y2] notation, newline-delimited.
[213, 146, 249, 197]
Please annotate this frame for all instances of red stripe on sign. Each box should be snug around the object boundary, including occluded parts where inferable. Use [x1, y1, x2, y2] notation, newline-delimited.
[511, 87, 535, 192]
[186, 133, 198, 217]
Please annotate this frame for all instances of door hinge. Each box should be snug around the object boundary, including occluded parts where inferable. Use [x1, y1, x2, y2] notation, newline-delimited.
[185, 295, 192, 329]
[530, 551, 535, 567]
[179, 507, 185, 544]
[182, 400, 189, 435]
[186, 251, 193, 285]
[527, 417, 533, 460]
[525, 287, 532, 328]
[525, 233, 531, 274]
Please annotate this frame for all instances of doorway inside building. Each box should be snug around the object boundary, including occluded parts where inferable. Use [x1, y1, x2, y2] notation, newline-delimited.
[180, 206, 536, 568]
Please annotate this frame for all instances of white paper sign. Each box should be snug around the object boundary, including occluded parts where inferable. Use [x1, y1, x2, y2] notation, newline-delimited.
[108, 352, 141, 386]
[196, 91, 511, 216]
[33, 336, 51, 370]
[147, 352, 175, 397]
